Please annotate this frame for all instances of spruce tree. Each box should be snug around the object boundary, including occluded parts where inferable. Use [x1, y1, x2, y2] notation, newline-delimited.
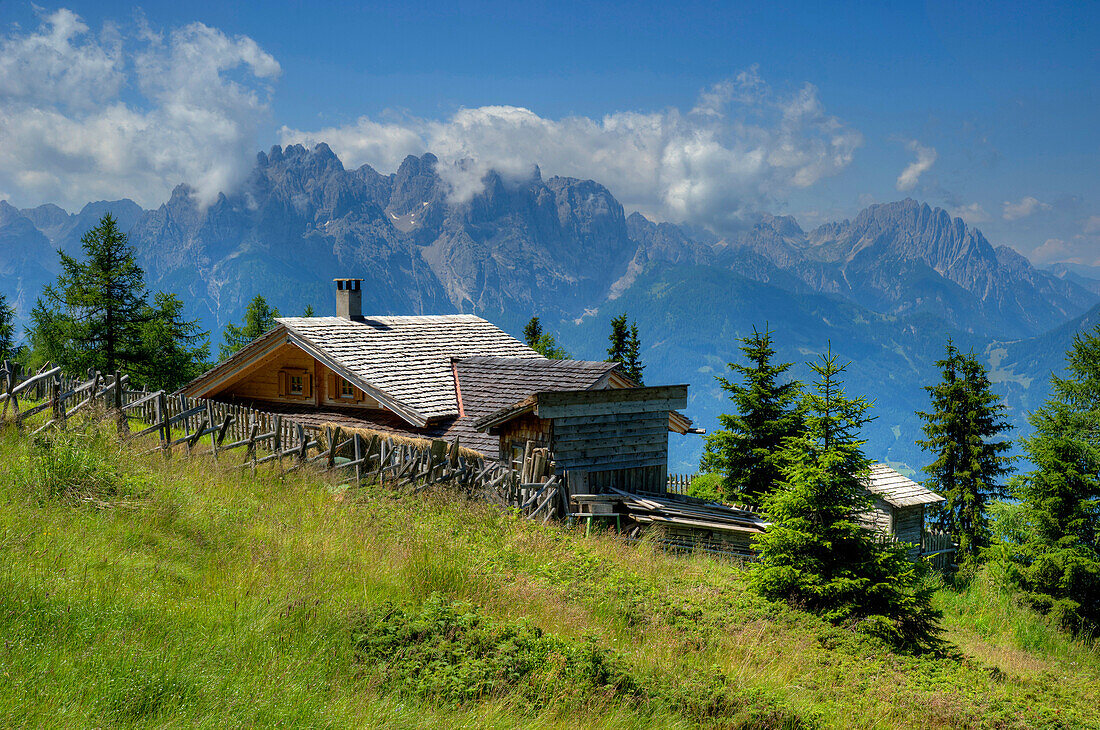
[303, 304, 316, 317]
[996, 328, 1100, 633]
[220, 295, 280, 360]
[607, 313, 644, 383]
[607, 313, 629, 363]
[700, 327, 803, 504]
[917, 341, 1014, 562]
[0, 293, 14, 362]
[623, 322, 645, 384]
[136, 292, 211, 390]
[523, 317, 543, 348]
[751, 349, 943, 650]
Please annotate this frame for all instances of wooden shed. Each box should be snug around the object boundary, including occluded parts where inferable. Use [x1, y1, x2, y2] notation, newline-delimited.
[474, 385, 690, 495]
[860, 464, 945, 553]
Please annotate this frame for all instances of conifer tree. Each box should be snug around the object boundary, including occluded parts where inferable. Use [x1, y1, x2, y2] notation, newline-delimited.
[607, 313, 628, 363]
[917, 341, 1014, 562]
[701, 327, 803, 504]
[30, 213, 204, 383]
[532, 333, 570, 359]
[220, 295, 280, 360]
[0, 293, 14, 362]
[751, 349, 942, 650]
[303, 304, 316, 317]
[623, 322, 645, 384]
[607, 313, 644, 383]
[995, 328, 1100, 633]
[32, 214, 149, 374]
[523, 317, 543, 348]
[136, 292, 211, 390]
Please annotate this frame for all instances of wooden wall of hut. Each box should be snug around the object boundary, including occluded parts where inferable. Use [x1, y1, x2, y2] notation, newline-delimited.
[539, 385, 688, 498]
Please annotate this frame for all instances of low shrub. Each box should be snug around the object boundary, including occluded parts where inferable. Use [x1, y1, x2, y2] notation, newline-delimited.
[351, 593, 814, 727]
[687, 472, 726, 502]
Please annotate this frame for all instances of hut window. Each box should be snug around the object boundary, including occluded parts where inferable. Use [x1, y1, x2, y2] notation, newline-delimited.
[340, 378, 355, 398]
[278, 369, 311, 399]
[510, 443, 524, 471]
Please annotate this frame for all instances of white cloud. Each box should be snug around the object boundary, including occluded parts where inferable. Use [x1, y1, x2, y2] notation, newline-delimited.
[948, 202, 990, 224]
[896, 140, 936, 191]
[281, 69, 862, 234]
[1030, 237, 1073, 264]
[0, 8, 279, 209]
[1002, 195, 1051, 221]
[1082, 215, 1100, 234]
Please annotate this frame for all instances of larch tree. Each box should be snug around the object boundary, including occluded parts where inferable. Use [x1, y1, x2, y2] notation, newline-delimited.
[917, 341, 1015, 562]
[994, 328, 1100, 633]
[32, 213, 149, 375]
[700, 327, 803, 504]
[750, 348, 943, 651]
[523, 315, 570, 358]
[220, 295, 280, 360]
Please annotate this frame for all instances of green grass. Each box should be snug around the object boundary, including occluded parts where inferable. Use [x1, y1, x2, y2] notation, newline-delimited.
[0, 420, 1098, 728]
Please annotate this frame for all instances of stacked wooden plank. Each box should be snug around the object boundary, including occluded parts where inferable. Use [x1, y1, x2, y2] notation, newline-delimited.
[610, 488, 767, 535]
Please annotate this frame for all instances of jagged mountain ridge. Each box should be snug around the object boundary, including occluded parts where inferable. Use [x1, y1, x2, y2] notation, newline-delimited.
[1, 144, 1091, 341]
[2, 144, 1097, 469]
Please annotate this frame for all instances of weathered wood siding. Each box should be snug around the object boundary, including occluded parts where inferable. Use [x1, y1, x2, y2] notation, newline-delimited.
[567, 464, 667, 495]
[497, 413, 553, 470]
[655, 523, 756, 555]
[539, 386, 686, 497]
[893, 505, 924, 546]
[552, 411, 670, 471]
[859, 497, 894, 534]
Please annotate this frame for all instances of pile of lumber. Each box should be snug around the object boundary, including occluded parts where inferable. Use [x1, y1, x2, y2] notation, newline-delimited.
[609, 487, 767, 535]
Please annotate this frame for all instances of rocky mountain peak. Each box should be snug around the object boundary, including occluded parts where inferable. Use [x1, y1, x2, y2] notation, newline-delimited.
[390, 153, 441, 216]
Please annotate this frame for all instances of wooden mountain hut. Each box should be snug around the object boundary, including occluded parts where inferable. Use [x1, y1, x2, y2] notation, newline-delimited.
[860, 464, 947, 557]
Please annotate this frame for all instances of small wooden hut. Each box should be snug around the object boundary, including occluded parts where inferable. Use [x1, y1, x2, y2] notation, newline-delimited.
[860, 464, 945, 555]
[474, 385, 690, 494]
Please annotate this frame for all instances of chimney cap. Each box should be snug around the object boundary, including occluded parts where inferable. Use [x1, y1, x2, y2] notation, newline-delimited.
[333, 278, 362, 291]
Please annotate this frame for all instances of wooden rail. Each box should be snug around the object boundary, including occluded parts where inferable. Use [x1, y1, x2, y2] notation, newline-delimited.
[0, 362, 562, 521]
[667, 473, 693, 494]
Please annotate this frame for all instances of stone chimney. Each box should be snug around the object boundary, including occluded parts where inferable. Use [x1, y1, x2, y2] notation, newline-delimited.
[334, 278, 363, 320]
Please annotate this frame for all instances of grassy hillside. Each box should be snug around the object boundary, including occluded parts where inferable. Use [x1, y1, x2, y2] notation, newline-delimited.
[1, 423, 1098, 728]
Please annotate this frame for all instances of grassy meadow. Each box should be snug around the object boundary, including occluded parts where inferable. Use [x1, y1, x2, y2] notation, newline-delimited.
[0, 419, 1098, 728]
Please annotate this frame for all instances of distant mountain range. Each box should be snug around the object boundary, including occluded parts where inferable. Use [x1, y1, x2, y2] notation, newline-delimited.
[2, 143, 1097, 470]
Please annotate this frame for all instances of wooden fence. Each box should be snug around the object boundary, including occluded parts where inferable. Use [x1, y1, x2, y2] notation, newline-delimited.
[0, 362, 566, 522]
[667, 473, 693, 494]
[920, 529, 956, 571]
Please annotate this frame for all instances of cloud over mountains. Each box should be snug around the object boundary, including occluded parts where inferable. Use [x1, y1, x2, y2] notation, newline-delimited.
[280, 67, 862, 235]
[0, 8, 279, 209]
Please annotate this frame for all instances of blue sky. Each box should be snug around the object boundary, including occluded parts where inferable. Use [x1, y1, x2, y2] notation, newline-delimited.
[0, 0, 1096, 263]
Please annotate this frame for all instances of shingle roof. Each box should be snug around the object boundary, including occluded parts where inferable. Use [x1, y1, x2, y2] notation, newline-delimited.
[243, 355, 618, 457]
[449, 357, 619, 454]
[454, 356, 619, 418]
[863, 464, 944, 507]
[277, 315, 540, 423]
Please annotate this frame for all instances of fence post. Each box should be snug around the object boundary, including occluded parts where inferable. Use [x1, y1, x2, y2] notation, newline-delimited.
[353, 434, 362, 485]
[157, 391, 170, 456]
[113, 370, 129, 437]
